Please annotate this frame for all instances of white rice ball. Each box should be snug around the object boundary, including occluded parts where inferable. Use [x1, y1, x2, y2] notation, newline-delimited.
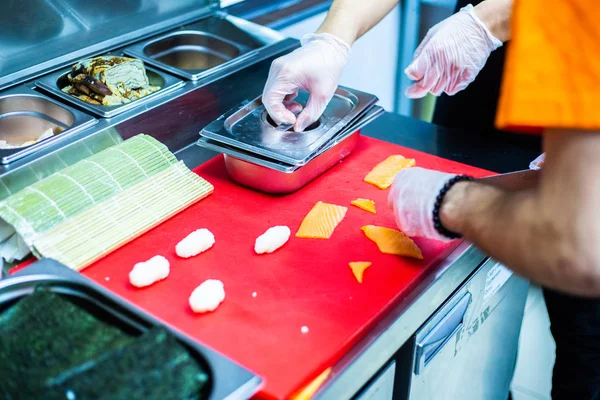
[189, 279, 225, 313]
[254, 226, 291, 254]
[176, 229, 215, 258]
[129, 255, 170, 288]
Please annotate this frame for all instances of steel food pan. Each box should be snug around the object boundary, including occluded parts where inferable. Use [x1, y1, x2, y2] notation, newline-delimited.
[197, 106, 384, 193]
[201, 87, 378, 166]
[224, 130, 360, 194]
[2, 258, 262, 400]
[198, 136, 298, 173]
[125, 13, 284, 81]
[199, 105, 384, 172]
[0, 86, 97, 164]
[36, 63, 184, 118]
[140, 31, 249, 73]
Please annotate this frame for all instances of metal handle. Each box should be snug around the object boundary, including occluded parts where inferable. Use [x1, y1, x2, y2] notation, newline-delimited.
[414, 292, 471, 375]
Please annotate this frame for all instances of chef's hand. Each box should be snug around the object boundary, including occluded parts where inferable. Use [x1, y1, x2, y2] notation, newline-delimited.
[388, 167, 457, 242]
[262, 33, 350, 132]
[530, 153, 545, 170]
[404, 4, 502, 98]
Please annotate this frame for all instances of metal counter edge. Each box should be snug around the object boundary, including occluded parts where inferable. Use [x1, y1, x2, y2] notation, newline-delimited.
[313, 242, 487, 399]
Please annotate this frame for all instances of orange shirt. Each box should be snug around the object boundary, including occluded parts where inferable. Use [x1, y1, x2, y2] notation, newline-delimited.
[496, 0, 600, 133]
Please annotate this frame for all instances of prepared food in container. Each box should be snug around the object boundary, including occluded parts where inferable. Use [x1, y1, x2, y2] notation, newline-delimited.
[62, 56, 160, 106]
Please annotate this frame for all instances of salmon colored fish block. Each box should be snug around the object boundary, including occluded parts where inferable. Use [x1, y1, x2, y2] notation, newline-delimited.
[361, 225, 423, 259]
[364, 155, 416, 189]
[351, 198, 376, 214]
[296, 201, 348, 239]
[349, 262, 372, 283]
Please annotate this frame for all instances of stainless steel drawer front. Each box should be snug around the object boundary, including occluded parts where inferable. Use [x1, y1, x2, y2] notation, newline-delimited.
[414, 292, 472, 375]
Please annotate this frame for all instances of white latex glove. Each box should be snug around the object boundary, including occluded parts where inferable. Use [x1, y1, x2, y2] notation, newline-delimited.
[262, 33, 351, 132]
[404, 4, 502, 98]
[388, 167, 457, 242]
[530, 153, 545, 170]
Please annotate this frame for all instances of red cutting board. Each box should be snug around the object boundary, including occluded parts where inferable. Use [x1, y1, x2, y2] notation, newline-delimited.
[81, 136, 492, 399]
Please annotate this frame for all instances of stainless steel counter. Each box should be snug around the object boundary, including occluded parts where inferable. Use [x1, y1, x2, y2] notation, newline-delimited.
[315, 242, 487, 399]
[0, 0, 222, 90]
[0, 38, 298, 185]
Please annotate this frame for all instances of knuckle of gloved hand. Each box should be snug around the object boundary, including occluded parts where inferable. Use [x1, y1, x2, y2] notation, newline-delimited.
[272, 57, 296, 75]
[270, 57, 285, 73]
[269, 102, 285, 113]
[278, 60, 300, 77]
[311, 88, 334, 106]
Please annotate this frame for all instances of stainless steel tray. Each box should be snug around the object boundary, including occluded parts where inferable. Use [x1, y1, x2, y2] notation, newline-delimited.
[0, 0, 220, 91]
[0, 86, 97, 164]
[125, 13, 285, 81]
[2, 258, 263, 400]
[224, 130, 360, 194]
[35, 61, 184, 118]
[199, 136, 298, 173]
[197, 106, 384, 193]
[201, 87, 378, 166]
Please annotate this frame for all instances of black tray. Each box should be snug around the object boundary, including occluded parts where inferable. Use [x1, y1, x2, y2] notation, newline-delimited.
[0, 258, 262, 400]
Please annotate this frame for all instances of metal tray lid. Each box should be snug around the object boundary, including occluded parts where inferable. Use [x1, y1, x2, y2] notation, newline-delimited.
[200, 87, 378, 166]
[0, 0, 220, 91]
[197, 105, 385, 173]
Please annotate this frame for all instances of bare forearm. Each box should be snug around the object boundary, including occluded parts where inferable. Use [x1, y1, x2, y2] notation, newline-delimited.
[474, 0, 512, 42]
[441, 182, 555, 287]
[441, 129, 600, 296]
[316, 0, 399, 45]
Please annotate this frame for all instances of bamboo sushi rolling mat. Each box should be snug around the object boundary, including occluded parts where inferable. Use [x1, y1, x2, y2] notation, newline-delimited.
[0, 134, 213, 270]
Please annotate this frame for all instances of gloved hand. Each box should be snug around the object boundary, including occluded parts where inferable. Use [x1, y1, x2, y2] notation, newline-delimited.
[404, 4, 502, 98]
[529, 153, 545, 170]
[388, 167, 457, 242]
[262, 33, 351, 132]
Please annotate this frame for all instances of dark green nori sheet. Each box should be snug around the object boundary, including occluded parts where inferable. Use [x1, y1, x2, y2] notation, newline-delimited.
[0, 287, 209, 400]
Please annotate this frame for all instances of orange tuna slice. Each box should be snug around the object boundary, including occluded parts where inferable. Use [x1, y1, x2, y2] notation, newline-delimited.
[361, 225, 423, 259]
[296, 201, 348, 239]
[351, 198, 376, 214]
[349, 262, 372, 283]
[364, 155, 416, 189]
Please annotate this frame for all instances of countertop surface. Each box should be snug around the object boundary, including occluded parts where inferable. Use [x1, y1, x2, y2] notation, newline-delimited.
[361, 111, 541, 173]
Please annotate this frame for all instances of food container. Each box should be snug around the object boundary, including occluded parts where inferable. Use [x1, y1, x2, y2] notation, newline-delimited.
[200, 87, 378, 166]
[2, 258, 263, 400]
[125, 13, 285, 81]
[198, 105, 384, 193]
[142, 32, 248, 72]
[0, 86, 97, 164]
[36, 61, 184, 118]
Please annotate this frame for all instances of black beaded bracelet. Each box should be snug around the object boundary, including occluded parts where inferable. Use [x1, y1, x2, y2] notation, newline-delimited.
[432, 175, 474, 239]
